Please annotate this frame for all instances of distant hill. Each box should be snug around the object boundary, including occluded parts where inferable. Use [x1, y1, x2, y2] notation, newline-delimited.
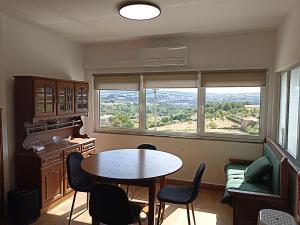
[100, 90, 260, 105]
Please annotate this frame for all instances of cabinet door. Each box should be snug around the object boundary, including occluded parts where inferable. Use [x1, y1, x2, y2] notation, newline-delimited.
[34, 79, 56, 117]
[41, 161, 63, 207]
[75, 83, 89, 114]
[57, 81, 75, 115]
[63, 146, 80, 195]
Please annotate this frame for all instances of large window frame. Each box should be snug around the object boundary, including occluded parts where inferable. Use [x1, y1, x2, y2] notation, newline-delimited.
[277, 67, 300, 159]
[94, 71, 267, 142]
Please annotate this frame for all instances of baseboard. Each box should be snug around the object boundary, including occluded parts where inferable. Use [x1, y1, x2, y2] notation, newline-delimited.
[166, 178, 225, 191]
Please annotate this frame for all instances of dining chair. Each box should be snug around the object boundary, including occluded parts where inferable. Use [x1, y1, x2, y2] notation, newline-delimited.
[156, 163, 206, 225]
[89, 183, 142, 225]
[126, 143, 158, 196]
[66, 152, 93, 225]
[137, 143, 157, 150]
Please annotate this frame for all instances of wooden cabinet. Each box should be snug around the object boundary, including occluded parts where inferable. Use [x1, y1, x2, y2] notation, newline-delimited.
[57, 81, 75, 115]
[41, 161, 64, 207]
[34, 78, 57, 117]
[15, 76, 89, 120]
[75, 83, 89, 114]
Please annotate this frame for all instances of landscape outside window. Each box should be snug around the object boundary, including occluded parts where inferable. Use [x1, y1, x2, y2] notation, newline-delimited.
[99, 90, 139, 129]
[205, 87, 261, 135]
[146, 88, 197, 133]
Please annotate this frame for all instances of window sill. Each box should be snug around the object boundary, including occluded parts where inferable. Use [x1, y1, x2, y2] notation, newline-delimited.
[94, 129, 265, 144]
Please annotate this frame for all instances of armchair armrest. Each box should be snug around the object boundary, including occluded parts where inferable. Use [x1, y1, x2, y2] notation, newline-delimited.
[229, 158, 254, 165]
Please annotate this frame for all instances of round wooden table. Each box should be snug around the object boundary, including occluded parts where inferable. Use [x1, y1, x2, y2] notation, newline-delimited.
[81, 149, 182, 225]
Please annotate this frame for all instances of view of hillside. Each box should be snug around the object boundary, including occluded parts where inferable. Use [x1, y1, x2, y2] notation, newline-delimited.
[99, 88, 260, 135]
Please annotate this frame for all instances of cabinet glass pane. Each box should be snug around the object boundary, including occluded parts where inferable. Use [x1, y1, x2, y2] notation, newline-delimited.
[37, 87, 44, 93]
[46, 95, 53, 103]
[59, 104, 66, 111]
[46, 103, 53, 113]
[45, 86, 53, 94]
[287, 68, 300, 158]
[37, 93, 45, 102]
[278, 73, 288, 145]
[37, 103, 45, 112]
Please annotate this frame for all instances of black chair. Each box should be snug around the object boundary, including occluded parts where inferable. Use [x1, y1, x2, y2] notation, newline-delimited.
[89, 183, 142, 225]
[66, 152, 93, 225]
[126, 143, 158, 196]
[156, 163, 206, 225]
[137, 143, 157, 150]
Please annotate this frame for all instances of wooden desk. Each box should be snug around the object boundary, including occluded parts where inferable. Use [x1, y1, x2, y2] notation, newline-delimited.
[81, 149, 182, 225]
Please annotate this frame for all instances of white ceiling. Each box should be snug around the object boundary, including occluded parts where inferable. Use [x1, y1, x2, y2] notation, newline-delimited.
[0, 0, 296, 43]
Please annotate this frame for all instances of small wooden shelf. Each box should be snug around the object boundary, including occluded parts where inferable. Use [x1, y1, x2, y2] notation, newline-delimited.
[26, 120, 82, 135]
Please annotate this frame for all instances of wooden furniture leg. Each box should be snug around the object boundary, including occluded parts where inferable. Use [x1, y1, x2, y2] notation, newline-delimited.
[148, 179, 157, 225]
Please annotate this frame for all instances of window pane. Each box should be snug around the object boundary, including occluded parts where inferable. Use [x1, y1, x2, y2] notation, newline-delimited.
[205, 87, 261, 135]
[146, 88, 197, 133]
[278, 73, 288, 145]
[99, 90, 139, 129]
[287, 68, 300, 158]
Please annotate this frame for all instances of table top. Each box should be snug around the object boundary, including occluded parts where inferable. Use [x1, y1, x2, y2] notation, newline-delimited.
[81, 149, 182, 181]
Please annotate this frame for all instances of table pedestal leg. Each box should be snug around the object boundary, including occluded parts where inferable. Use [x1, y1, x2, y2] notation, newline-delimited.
[148, 179, 157, 225]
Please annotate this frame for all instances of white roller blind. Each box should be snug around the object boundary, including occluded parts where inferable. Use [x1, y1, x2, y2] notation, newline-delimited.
[143, 72, 197, 88]
[94, 74, 140, 90]
[201, 70, 267, 87]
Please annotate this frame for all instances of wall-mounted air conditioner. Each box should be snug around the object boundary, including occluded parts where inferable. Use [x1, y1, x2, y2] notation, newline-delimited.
[140, 46, 188, 67]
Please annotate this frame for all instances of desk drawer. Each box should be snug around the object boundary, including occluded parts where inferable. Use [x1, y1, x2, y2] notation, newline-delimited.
[64, 146, 81, 159]
[82, 141, 95, 152]
[41, 153, 63, 167]
[82, 149, 95, 158]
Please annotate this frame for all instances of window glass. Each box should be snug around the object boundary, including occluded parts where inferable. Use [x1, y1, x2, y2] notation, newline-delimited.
[205, 87, 261, 135]
[287, 68, 300, 157]
[278, 73, 288, 145]
[146, 88, 197, 133]
[99, 90, 139, 129]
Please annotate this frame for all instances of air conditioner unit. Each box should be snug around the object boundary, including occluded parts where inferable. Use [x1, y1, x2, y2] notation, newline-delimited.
[140, 46, 188, 67]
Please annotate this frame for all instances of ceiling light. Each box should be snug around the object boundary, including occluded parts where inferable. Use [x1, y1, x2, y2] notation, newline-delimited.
[119, 2, 161, 20]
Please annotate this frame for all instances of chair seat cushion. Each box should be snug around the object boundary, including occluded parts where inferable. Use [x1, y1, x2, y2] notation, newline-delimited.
[221, 163, 272, 206]
[157, 186, 194, 204]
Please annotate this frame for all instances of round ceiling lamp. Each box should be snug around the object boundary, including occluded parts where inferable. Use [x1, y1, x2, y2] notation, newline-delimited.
[119, 2, 161, 20]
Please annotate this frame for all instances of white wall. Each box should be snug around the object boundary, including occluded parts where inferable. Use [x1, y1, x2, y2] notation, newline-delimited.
[84, 31, 275, 185]
[0, 14, 85, 191]
[275, 0, 300, 218]
[275, 0, 300, 71]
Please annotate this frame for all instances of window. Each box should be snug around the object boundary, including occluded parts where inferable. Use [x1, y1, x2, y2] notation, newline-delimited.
[94, 70, 267, 141]
[146, 88, 197, 133]
[278, 73, 288, 145]
[204, 87, 261, 136]
[278, 67, 300, 158]
[94, 74, 140, 130]
[99, 90, 139, 129]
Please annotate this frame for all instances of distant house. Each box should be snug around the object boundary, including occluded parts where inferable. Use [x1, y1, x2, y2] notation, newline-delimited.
[191, 113, 197, 121]
[244, 105, 260, 109]
[240, 116, 259, 130]
[100, 115, 114, 124]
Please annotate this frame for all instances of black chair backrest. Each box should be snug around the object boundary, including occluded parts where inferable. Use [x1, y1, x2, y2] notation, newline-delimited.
[89, 183, 135, 224]
[137, 143, 157, 150]
[190, 163, 206, 201]
[66, 152, 92, 191]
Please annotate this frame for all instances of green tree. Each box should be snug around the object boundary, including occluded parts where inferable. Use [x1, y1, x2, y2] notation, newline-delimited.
[111, 113, 134, 128]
